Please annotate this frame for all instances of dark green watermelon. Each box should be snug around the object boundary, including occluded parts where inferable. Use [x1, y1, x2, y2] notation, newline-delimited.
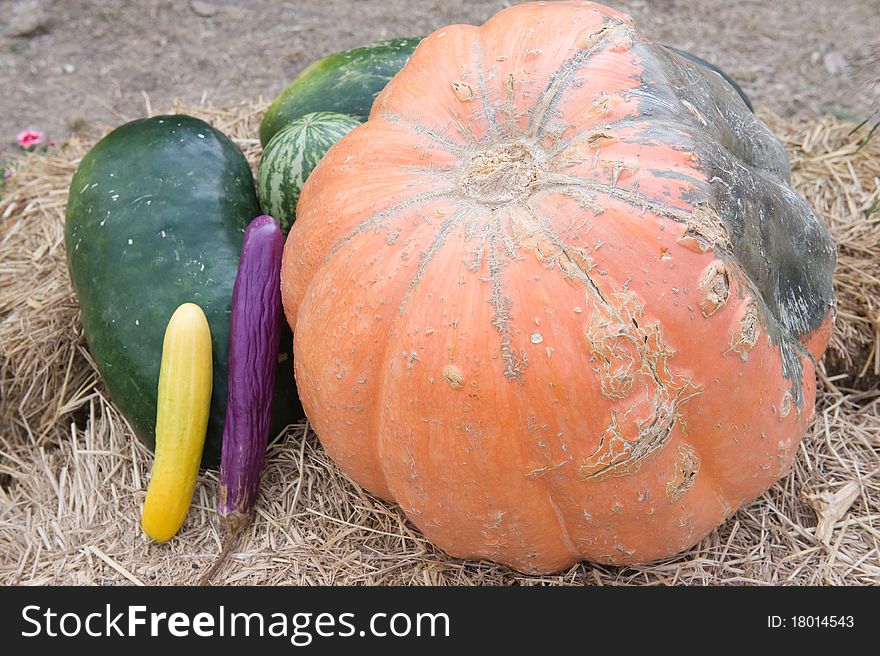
[65, 115, 303, 467]
[257, 112, 360, 233]
[259, 37, 422, 146]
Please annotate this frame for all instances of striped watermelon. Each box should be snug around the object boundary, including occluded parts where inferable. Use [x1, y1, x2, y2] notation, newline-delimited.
[257, 112, 360, 233]
[259, 37, 421, 146]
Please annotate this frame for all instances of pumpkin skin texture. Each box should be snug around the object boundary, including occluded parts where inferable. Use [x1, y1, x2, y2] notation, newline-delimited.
[280, 1, 835, 572]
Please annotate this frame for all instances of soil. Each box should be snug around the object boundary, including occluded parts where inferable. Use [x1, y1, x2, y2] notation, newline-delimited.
[0, 0, 877, 153]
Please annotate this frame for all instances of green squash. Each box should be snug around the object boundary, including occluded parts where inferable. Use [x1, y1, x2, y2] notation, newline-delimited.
[65, 115, 303, 467]
[259, 37, 422, 146]
[258, 112, 360, 233]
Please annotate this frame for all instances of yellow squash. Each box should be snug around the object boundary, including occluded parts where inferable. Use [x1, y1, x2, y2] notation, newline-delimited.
[141, 302, 213, 543]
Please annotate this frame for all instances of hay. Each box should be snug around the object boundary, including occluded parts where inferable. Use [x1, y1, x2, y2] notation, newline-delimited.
[1, 101, 878, 586]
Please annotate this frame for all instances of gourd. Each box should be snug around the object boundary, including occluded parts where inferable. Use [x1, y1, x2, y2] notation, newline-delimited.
[65, 115, 304, 467]
[280, 1, 835, 572]
[141, 303, 212, 543]
[257, 112, 360, 233]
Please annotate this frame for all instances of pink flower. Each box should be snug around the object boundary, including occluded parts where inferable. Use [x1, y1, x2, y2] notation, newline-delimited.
[16, 129, 45, 149]
[3, 170, 11, 180]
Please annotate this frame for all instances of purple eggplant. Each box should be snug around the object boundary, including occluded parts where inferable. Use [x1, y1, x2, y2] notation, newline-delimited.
[217, 214, 285, 530]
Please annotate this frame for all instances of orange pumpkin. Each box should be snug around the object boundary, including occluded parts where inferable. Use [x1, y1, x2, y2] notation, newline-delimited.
[280, 1, 835, 572]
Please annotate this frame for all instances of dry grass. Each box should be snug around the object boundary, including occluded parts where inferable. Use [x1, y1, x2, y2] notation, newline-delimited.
[0, 102, 878, 586]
